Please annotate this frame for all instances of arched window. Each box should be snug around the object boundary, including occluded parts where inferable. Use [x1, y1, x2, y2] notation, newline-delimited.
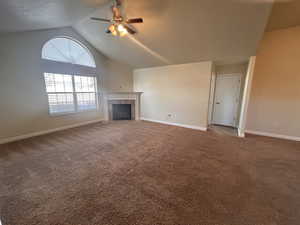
[42, 37, 96, 68]
[42, 37, 98, 115]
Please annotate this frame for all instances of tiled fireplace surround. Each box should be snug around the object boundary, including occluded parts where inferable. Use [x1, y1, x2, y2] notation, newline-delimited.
[103, 92, 143, 121]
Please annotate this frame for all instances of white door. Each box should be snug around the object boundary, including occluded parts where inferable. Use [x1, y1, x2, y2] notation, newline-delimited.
[212, 74, 241, 127]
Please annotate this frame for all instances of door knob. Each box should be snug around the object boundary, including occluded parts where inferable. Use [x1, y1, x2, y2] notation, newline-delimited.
[216, 102, 220, 104]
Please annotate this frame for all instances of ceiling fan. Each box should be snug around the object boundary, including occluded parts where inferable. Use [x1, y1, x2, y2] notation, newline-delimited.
[91, 0, 143, 36]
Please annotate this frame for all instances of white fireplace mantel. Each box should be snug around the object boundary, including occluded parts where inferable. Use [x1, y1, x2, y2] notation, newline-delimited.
[103, 92, 143, 121]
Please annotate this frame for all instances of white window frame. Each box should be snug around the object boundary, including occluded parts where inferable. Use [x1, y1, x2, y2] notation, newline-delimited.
[73, 75, 98, 113]
[41, 37, 99, 116]
[42, 36, 96, 68]
[44, 73, 98, 116]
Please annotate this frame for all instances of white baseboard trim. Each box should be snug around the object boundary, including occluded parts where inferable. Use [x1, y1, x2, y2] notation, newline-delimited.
[237, 128, 245, 138]
[141, 118, 207, 131]
[0, 119, 104, 144]
[245, 130, 300, 142]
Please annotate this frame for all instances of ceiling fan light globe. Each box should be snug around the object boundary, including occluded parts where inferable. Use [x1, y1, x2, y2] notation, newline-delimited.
[108, 24, 118, 36]
[120, 30, 128, 36]
[117, 24, 128, 36]
[117, 24, 126, 32]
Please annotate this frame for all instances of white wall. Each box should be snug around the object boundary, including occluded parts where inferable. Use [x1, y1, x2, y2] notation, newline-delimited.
[134, 62, 213, 130]
[0, 27, 133, 141]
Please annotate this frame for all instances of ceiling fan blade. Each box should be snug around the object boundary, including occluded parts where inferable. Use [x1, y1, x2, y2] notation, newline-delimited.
[124, 24, 136, 35]
[90, 17, 111, 22]
[126, 18, 143, 24]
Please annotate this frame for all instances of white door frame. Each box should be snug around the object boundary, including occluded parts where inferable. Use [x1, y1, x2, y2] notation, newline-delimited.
[238, 56, 256, 137]
[207, 68, 216, 125]
[212, 73, 242, 128]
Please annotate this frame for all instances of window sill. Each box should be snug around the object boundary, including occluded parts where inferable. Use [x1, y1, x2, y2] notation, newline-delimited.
[49, 108, 99, 117]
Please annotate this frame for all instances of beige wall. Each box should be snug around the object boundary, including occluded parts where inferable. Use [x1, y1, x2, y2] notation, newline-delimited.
[0, 27, 133, 141]
[134, 62, 213, 129]
[246, 26, 300, 138]
[102, 60, 133, 92]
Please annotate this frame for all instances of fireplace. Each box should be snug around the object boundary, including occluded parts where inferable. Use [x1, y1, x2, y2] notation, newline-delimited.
[112, 104, 131, 120]
[108, 100, 135, 120]
[104, 92, 142, 121]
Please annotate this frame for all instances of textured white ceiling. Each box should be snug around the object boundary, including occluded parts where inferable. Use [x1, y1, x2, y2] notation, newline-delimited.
[0, 0, 108, 33]
[74, 0, 273, 68]
[0, 0, 273, 68]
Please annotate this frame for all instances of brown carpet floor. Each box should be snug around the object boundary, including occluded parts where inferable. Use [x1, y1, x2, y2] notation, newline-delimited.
[0, 121, 300, 225]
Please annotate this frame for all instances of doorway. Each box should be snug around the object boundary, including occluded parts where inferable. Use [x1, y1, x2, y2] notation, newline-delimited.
[212, 74, 242, 128]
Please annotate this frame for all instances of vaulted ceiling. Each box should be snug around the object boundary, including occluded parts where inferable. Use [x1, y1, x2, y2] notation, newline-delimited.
[0, 0, 275, 68]
[75, 0, 272, 68]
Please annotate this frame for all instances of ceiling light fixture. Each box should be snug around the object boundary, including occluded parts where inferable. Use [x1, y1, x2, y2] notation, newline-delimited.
[108, 24, 118, 36]
[90, 0, 143, 37]
[117, 24, 128, 36]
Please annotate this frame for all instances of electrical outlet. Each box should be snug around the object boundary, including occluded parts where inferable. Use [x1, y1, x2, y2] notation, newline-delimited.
[167, 114, 174, 121]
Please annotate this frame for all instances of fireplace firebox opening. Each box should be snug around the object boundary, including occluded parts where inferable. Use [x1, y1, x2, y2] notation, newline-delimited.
[108, 100, 135, 121]
[112, 104, 132, 120]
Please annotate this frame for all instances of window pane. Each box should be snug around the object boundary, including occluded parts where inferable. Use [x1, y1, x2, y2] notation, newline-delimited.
[44, 73, 56, 92]
[74, 51, 96, 68]
[74, 76, 96, 92]
[42, 38, 96, 68]
[43, 73, 98, 114]
[76, 93, 97, 111]
[48, 93, 75, 114]
[44, 73, 73, 92]
[42, 38, 70, 64]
